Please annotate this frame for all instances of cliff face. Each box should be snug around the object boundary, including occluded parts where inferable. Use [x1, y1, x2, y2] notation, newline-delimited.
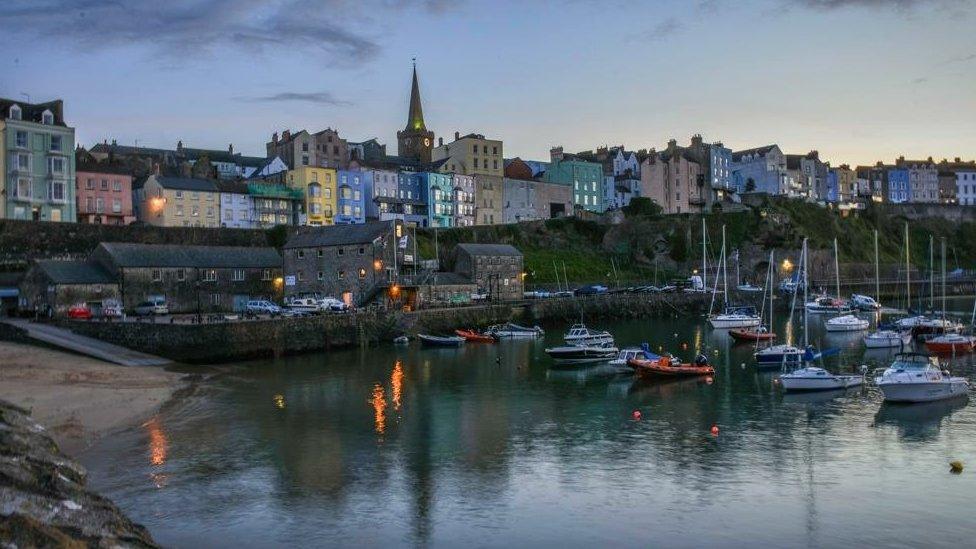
[0, 400, 158, 548]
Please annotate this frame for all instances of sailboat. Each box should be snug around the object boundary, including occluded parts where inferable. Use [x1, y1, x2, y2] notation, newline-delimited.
[864, 228, 911, 349]
[924, 239, 976, 354]
[756, 240, 809, 368]
[734, 249, 764, 292]
[707, 225, 761, 329]
[851, 229, 883, 311]
[730, 251, 777, 341]
[805, 238, 853, 314]
[685, 218, 709, 293]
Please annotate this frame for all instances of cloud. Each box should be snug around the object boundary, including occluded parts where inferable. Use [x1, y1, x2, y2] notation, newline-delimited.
[788, 0, 965, 10]
[912, 77, 928, 84]
[938, 52, 976, 66]
[0, 0, 460, 65]
[240, 91, 352, 106]
[628, 17, 683, 43]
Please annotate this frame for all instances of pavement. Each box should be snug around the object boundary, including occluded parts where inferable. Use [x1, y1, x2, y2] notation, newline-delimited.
[2, 319, 171, 367]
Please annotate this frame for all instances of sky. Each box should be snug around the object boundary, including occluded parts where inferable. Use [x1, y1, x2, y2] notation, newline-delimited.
[1, 0, 974, 166]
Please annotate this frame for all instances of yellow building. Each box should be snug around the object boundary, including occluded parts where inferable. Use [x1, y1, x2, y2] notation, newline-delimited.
[135, 175, 220, 227]
[286, 167, 337, 226]
[431, 132, 503, 177]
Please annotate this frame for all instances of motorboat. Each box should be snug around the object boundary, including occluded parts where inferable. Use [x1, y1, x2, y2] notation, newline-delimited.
[804, 296, 852, 314]
[545, 343, 619, 364]
[780, 366, 864, 392]
[850, 294, 881, 311]
[924, 333, 976, 354]
[490, 322, 544, 339]
[729, 326, 776, 342]
[754, 344, 805, 368]
[736, 283, 764, 293]
[564, 323, 614, 346]
[913, 317, 963, 337]
[393, 335, 409, 345]
[609, 347, 645, 366]
[825, 314, 870, 332]
[863, 330, 912, 349]
[418, 334, 466, 347]
[875, 353, 970, 403]
[454, 329, 496, 343]
[708, 305, 762, 329]
[628, 352, 715, 379]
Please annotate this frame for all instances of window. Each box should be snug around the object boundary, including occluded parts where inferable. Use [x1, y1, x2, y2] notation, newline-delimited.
[85, 178, 95, 190]
[472, 144, 478, 154]
[298, 272, 304, 281]
[203, 269, 217, 282]
[177, 268, 186, 281]
[50, 209, 61, 222]
[317, 271, 324, 281]
[9, 104, 21, 120]
[233, 269, 245, 281]
[338, 247, 344, 256]
[86, 197, 94, 211]
[112, 180, 122, 192]
[262, 269, 272, 281]
[210, 293, 220, 306]
[317, 249, 323, 257]
[50, 135, 62, 152]
[302, 156, 309, 166]
[175, 205, 184, 216]
[191, 205, 199, 216]
[49, 181, 66, 202]
[15, 130, 27, 148]
[152, 269, 162, 282]
[297, 250, 305, 259]
[41, 110, 54, 125]
[302, 142, 309, 152]
[207, 206, 215, 217]
[358, 246, 365, 255]
[95, 197, 104, 212]
[17, 153, 30, 171]
[492, 146, 498, 155]
[337, 270, 345, 280]
[175, 190, 183, 199]
[101, 179, 108, 191]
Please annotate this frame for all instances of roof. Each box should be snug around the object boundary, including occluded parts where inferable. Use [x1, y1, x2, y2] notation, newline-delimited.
[35, 260, 116, 285]
[455, 243, 522, 257]
[0, 98, 68, 127]
[152, 176, 219, 192]
[215, 180, 249, 194]
[731, 145, 777, 162]
[98, 242, 281, 269]
[90, 143, 175, 158]
[404, 64, 427, 133]
[785, 154, 803, 170]
[246, 182, 304, 200]
[284, 220, 395, 249]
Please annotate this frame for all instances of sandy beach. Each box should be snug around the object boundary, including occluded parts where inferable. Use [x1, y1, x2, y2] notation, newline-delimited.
[0, 341, 186, 455]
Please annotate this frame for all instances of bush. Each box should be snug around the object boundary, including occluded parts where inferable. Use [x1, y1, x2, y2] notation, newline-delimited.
[623, 197, 662, 217]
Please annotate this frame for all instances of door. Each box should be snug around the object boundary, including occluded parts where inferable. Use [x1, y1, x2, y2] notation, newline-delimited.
[232, 294, 250, 312]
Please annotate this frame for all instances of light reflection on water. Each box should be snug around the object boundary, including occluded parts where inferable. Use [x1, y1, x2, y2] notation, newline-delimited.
[80, 311, 976, 548]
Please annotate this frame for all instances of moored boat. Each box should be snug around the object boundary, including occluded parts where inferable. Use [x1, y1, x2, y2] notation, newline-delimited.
[545, 343, 619, 364]
[736, 283, 764, 293]
[754, 344, 805, 368]
[490, 322, 545, 339]
[455, 329, 496, 343]
[825, 314, 870, 332]
[779, 366, 864, 392]
[708, 305, 762, 329]
[628, 352, 715, 379]
[564, 323, 614, 346]
[924, 333, 976, 354]
[912, 317, 963, 337]
[805, 296, 852, 314]
[863, 329, 912, 349]
[875, 353, 970, 403]
[418, 334, 466, 347]
[609, 347, 644, 366]
[729, 327, 776, 342]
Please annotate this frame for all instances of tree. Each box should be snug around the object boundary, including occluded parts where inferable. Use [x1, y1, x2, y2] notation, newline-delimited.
[745, 178, 756, 193]
[669, 227, 689, 262]
[623, 197, 662, 217]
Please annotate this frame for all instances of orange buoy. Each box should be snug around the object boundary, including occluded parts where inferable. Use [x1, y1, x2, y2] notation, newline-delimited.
[705, 376, 714, 384]
[710, 425, 720, 436]
[773, 378, 781, 385]
[681, 342, 688, 350]
[632, 410, 642, 421]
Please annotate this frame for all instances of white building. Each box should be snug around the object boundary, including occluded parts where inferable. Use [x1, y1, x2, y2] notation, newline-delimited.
[216, 181, 254, 229]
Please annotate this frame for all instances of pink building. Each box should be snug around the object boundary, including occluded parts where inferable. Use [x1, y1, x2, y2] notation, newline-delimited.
[75, 167, 135, 225]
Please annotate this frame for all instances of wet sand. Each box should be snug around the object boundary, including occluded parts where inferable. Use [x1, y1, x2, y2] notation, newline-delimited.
[0, 341, 186, 455]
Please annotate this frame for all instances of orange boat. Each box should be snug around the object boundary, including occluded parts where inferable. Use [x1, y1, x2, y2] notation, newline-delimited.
[729, 328, 776, 342]
[924, 334, 976, 354]
[627, 354, 715, 379]
[455, 329, 496, 343]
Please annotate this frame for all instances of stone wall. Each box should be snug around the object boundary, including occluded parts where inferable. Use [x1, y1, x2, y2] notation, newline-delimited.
[526, 292, 711, 321]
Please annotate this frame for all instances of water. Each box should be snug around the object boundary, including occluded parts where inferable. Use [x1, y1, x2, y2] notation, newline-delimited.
[80, 308, 976, 548]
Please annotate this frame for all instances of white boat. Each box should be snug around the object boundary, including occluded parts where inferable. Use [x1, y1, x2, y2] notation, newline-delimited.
[545, 344, 619, 364]
[490, 323, 544, 338]
[609, 347, 644, 366]
[863, 330, 912, 349]
[895, 315, 928, 330]
[805, 296, 853, 314]
[825, 314, 870, 332]
[780, 366, 864, 392]
[564, 323, 614, 346]
[737, 283, 764, 293]
[851, 294, 881, 311]
[755, 343, 805, 367]
[708, 305, 762, 329]
[875, 353, 970, 403]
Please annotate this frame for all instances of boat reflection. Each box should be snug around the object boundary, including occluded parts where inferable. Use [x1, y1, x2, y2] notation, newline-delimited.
[371, 383, 387, 435]
[545, 364, 625, 384]
[145, 416, 168, 467]
[780, 388, 850, 405]
[627, 376, 711, 399]
[874, 397, 969, 441]
[391, 361, 404, 412]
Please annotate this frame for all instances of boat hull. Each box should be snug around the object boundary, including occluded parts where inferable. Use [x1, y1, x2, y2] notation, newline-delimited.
[924, 339, 976, 354]
[455, 329, 496, 343]
[708, 317, 761, 329]
[780, 375, 863, 392]
[729, 329, 776, 342]
[863, 332, 911, 349]
[825, 321, 870, 332]
[545, 346, 618, 364]
[877, 380, 970, 403]
[419, 335, 465, 347]
[628, 358, 714, 378]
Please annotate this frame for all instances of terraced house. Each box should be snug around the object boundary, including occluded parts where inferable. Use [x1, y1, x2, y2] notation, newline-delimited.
[133, 175, 220, 227]
[336, 170, 367, 224]
[1, 98, 75, 222]
[545, 147, 603, 212]
[286, 166, 337, 226]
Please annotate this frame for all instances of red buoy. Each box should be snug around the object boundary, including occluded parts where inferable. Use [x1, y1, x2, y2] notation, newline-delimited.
[705, 376, 714, 384]
[632, 410, 642, 421]
[710, 425, 720, 436]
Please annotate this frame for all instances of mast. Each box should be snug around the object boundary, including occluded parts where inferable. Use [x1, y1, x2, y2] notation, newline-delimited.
[552, 260, 560, 292]
[930, 235, 934, 309]
[701, 217, 707, 290]
[941, 238, 946, 322]
[874, 229, 880, 299]
[833, 237, 840, 299]
[722, 225, 729, 304]
[803, 239, 809, 348]
[905, 223, 911, 312]
[768, 250, 775, 332]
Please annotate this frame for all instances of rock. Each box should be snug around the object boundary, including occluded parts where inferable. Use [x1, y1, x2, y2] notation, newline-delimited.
[0, 400, 159, 548]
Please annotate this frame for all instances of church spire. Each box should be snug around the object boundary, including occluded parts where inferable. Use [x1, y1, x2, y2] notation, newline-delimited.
[405, 59, 426, 132]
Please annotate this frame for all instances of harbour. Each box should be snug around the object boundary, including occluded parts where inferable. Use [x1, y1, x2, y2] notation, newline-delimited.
[77, 309, 976, 547]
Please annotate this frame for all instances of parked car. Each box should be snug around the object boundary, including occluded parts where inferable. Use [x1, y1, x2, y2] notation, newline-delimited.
[246, 300, 282, 316]
[471, 292, 489, 301]
[66, 304, 92, 320]
[319, 297, 348, 311]
[134, 298, 169, 316]
[101, 300, 123, 318]
[574, 285, 609, 296]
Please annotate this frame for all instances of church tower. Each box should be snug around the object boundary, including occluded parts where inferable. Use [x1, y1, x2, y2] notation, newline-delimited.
[396, 61, 434, 163]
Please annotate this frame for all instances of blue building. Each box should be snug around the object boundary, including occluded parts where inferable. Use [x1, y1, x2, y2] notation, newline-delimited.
[363, 168, 398, 220]
[826, 169, 839, 203]
[418, 172, 454, 227]
[336, 170, 367, 224]
[731, 145, 788, 195]
[888, 168, 910, 203]
[397, 171, 428, 227]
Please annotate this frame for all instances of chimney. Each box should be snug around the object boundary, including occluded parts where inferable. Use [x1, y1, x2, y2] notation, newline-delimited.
[282, 130, 291, 141]
[272, 132, 278, 144]
[153, 162, 160, 176]
[691, 134, 703, 147]
[229, 143, 234, 154]
[438, 137, 443, 147]
[955, 157, 961, 163]
[177, 140, 183, 152]
[550, 146, 564, 162]
[455, 131, 460, 141]
[111, 139, 117, 146]
[667, 139, 677, 150]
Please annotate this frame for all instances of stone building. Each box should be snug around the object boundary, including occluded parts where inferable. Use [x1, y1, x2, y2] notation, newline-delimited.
[19, 260, 120, 317]
[267, 128, 348, 170]
[1, 97, 76, 222]
[133, 175, 221, 227]
[641, 140, 707, 215]
[91, 242, 282, 313]
[534, 180, 572, 219]
[432, 132, 504, 177]
[282, 220, 415, 306]
[451, 243, 523, 301]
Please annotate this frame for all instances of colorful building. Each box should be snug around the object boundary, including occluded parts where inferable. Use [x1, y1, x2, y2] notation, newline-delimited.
[133, 175, 220, 227]
[286, 167, 337, 226]
[363, 168, 399, 220]
[452, 173, 475, 227]
[544, 147, 603, 212]
[246, 182, 304, 228]
[1, 98, 76, 222]
[75, 165, 135, 225]
[397, 172, 428, 226]
[432, 132, 504, 177]
[731, 145, 790, 195]
[336, 170, 367, 224]
[887, 169, 910, 203]
[641, 140, 706, 215]
[215, 180, 254, 228]
[421, 172, 455, 227]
